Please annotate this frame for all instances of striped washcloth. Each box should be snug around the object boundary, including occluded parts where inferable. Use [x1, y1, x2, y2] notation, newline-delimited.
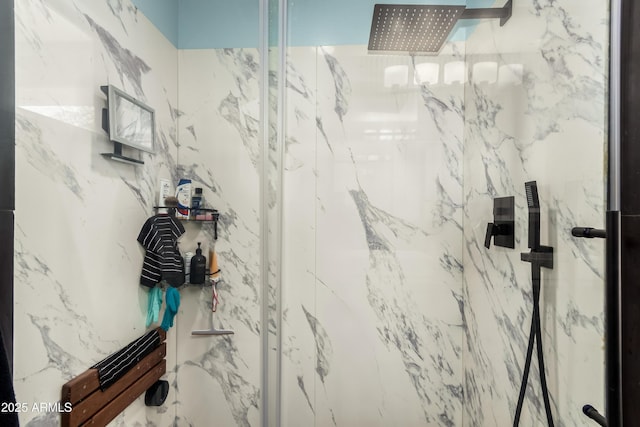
[91, 329, 161, 390]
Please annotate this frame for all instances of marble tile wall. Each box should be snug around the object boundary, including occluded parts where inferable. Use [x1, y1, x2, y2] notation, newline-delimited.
[12, 1, 609, 427]
[14, 0, 179, 425]
[172, 42, 467, 427]
[280, 45, 466, 426]
[175, 48, 263, 427]
[461, 1, 608, 426]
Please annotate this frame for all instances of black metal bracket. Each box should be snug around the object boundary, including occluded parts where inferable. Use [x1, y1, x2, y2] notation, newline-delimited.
[153, 207, 219, 240]
[101, 142, 144, 165]
[521, 245, 554, 270]
[461, 0, 512, 26]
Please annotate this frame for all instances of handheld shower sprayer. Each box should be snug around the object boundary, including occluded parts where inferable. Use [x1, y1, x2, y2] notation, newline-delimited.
[514, 181, 555, 427]
[525, 181, 541, 249]
[520, 181, 553, 268]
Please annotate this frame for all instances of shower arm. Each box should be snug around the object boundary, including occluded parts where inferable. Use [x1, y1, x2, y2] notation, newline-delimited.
[461, 0, 513, 26]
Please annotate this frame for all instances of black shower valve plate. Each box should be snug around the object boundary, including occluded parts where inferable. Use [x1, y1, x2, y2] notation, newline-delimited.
[493, 196, 515, 249]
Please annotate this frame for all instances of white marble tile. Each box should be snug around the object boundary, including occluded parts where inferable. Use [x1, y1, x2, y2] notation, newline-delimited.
[279, 45, 320, 427]
[462, 1, 607, 426]
[176, 48, 263, 427]
[281, 44, 465, 426]
[14, 0, 178, 425]
[12, 1, 608, 426]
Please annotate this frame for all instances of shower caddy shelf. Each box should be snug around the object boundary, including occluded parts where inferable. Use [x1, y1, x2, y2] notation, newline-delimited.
[153, 206, 218, 220]
[153, 206, 220, 239]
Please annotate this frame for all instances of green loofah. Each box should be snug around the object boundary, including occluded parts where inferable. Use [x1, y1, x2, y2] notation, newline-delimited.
[161, 287, 180, 331]
[146, 286, 163, 327]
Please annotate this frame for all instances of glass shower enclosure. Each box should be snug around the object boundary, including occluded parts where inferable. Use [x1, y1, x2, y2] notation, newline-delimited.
[10, 0, 610, 425]
[264, 0, 609, 426]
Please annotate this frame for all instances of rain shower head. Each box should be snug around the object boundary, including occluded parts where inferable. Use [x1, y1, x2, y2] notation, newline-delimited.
[368, 0, 513, 55]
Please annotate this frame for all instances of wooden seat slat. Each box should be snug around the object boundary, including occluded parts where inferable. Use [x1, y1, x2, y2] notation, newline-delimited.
[60, 327, 167, 427]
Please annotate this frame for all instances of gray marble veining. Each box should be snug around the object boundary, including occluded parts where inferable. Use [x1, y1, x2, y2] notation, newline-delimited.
[84, 14, 151, 98]
[16, 115, 85, 201]
[321, 49, 352, 123]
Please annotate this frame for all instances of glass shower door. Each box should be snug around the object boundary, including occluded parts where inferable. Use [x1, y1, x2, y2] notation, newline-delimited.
[277, 1, 467, 425]
[270, 1, 609, 426]
[462, 2, 608, 425]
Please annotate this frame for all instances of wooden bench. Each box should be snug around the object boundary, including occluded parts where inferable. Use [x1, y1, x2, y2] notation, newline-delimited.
[60, 328, 167, 427]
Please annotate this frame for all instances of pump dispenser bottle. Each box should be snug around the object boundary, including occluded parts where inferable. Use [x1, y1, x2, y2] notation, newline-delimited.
[189, 242, 207, 285]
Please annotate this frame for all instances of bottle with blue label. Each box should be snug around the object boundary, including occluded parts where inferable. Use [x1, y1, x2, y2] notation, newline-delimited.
[175, 178, 191, 219]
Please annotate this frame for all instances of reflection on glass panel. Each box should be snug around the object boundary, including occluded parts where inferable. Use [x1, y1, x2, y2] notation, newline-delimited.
[444, 60, 467, 84]
[114, 95, 154, 151]
[498, 63, 524, 86]
[414, 62, 440, 85]
[384, 64, 409, 87]
[472, 61, 498, 84]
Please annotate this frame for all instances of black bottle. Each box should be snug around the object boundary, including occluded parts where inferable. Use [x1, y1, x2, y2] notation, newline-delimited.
[190, 242, 207, 285]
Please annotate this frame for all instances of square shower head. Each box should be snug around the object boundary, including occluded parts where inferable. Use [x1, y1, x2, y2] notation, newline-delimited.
[368, 4, 466, 55]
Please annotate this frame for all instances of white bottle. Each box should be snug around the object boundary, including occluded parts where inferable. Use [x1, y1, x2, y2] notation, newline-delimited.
[175, 178, 192, 219]
[157, 179, 171, 214]
[184, 252, 194, 280]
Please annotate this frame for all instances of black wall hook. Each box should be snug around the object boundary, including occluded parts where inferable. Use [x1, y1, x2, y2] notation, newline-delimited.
[572, 227, 606, 239]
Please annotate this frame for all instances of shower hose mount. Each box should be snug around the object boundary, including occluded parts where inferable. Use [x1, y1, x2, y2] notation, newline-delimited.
[513, 181, 555, 427]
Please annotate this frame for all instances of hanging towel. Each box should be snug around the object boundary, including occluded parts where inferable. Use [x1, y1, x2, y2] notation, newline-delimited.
[91, 329, 161, 391]
[161, 287, 180, 331]
[137, 215, 185, 288]
[0, 329, 18, 427]
[146, 286, 163, 327]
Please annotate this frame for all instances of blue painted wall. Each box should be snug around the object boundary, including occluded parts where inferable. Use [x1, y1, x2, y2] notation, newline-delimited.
[131, 0, 179, 46]
[132, 0, 497, 49]
[178, 0, 260, 49]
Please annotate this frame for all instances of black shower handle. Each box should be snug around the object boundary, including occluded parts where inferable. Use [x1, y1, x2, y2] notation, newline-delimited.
[485, 223, 496, 248]
[572, 227, 606, 239]
[486, 196, 515, 249]
[485, 222, 512, 249]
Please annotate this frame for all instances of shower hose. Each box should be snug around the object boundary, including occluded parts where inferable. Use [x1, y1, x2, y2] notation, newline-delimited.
[513, 264, 555, 427]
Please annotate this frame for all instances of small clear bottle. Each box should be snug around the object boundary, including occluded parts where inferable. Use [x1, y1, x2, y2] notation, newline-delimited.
[191, 187, 203, 219]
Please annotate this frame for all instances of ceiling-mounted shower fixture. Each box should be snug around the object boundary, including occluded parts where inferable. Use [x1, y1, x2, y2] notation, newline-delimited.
[368, 1, 513, 55]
